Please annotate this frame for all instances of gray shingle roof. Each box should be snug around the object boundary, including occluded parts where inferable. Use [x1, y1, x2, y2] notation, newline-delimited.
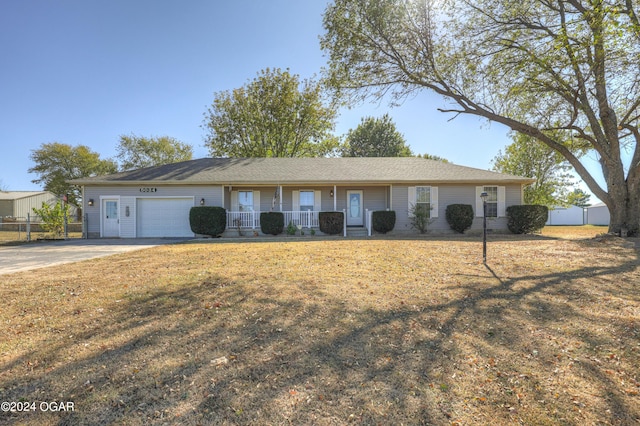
[70, 157, 534, 185]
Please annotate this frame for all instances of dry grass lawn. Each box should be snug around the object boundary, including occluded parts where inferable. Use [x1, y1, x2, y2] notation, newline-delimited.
[1, 226, 639, 425]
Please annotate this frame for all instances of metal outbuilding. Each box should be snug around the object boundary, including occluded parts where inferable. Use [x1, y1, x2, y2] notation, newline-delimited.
[586, 202, 610, 226]
[0, 191, 78, 221]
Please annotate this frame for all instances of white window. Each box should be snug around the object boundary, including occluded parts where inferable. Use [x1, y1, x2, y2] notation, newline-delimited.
[238, 191, 253, 211]
[299, 191, 314, 211]
[292, 190, 321, 212]
[408, 186, 439, 218]
[231, 190, 260, 212]
[484, 186, 498, 218]
[105, 200, 118, 219]
[416, 186, 431, 217]
[476, 186, 506, 217]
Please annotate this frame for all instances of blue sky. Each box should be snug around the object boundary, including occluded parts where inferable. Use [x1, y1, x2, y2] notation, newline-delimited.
[0, 0, 600, 200]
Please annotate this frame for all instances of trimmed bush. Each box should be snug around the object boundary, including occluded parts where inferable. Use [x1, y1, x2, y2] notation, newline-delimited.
[372, 210, 396, 234]
[319, 211, 344, 235]
[446, 204, 474, 234]
[260, 212, 284, 235]
[506, 205, 549, 234]
[189, 206, 226, 237]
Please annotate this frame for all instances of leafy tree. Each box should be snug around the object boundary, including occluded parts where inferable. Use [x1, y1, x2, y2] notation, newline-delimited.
[32, 201, 71, 237]
[116, 134, 193, 171]
[29, 142, 117, 205]
[492, 133, 574, 207]
[322, 0, 640, 235]
[416, 153, 449, 163]
[566, 188, 592, 208]
[341, 113, 413, 157]
[203, 68, 339, 158]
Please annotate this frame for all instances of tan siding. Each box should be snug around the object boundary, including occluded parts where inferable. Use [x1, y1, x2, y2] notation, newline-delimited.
[14, 193, 57, 220]
[0, 201, 12, 217]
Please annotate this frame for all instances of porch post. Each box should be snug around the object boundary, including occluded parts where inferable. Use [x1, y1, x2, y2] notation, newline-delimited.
[343, 209, 347, 237]
[333, 185, 337, 211]
[279, 185, 283, 212]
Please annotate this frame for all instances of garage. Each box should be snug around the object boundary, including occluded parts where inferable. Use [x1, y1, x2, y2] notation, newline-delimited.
[136, 198, 194, 237]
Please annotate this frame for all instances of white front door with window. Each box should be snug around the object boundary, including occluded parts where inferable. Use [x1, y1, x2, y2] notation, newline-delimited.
[346, 190, 363, 226]
[103, 199, 119, 237]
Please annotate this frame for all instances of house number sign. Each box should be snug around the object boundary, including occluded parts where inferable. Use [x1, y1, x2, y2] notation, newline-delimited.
[139, 187, 158, 193]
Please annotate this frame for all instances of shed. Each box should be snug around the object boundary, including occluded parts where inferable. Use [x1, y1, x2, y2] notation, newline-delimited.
[586, 202, 610, 225]
[546, 205, 586, 225]
[0, 191, 78, 221]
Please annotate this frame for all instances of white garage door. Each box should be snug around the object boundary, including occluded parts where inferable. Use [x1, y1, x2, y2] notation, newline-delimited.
[137, 198, 194, 237]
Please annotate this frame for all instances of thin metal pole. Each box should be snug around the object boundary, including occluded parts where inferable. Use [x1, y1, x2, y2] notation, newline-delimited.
[483, 200, 487, 263]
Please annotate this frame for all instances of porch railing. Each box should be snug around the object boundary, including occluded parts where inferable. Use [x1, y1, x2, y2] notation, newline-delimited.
[225, 210, 320, 229]
[227, 211, 260, 229]
[226, 210, 378, 237]
[283, 211, 319, 228]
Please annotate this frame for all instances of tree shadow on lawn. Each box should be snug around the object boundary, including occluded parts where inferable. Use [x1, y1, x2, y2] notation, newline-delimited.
[1, 246, 639, 425]
[190, 233, 564, 244]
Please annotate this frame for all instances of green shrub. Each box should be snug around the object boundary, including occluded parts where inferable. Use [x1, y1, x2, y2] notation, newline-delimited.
[506, 205, 549, 234]
[32, 201, 71, 237]
[286, 221, 297, 235]
[260, 212, 284, 235]
[445, 204, 474, 234]
[372, 210, 396, 234]
[409, 204, 432, 234]
[319, 211, 344, 235]
[189, 206, 226, 237]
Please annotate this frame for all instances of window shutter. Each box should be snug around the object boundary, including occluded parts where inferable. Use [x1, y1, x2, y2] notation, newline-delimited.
[314, 190, 322, 211]
[231, 191, 239, 211]
[497, 186, 506, 217]
[292, 191, 300, 211]
[476, 186, 484, 217]
[430, 186, 439, 218]
[408, 186, 416, 217]
[253, 191, 260, 212]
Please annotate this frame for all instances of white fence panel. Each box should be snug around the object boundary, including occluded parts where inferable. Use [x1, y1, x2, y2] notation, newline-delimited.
[283, 211, 318, 228]
[227, 211, 259, 229]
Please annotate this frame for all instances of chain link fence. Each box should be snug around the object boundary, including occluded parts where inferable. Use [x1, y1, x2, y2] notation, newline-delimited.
[0, 214, 85, 244]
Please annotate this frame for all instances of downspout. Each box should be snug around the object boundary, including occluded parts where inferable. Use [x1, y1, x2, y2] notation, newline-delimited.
[82, 185, 87, 239]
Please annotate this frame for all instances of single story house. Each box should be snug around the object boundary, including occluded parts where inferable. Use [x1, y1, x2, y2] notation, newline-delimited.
[69, 157, 534, 238]
[546, 205, 586, 226]
[586, 202, 610, 226]
[0, 191, 78, 221]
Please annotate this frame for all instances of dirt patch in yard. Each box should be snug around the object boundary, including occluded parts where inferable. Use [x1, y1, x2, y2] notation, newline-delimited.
[0, 227, 638, 425]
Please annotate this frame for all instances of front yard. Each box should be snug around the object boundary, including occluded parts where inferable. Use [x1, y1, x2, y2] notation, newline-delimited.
[1, 227, 638, 425]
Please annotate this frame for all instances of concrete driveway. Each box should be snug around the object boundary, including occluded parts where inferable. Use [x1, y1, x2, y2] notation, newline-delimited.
[0, 238, 189, 275]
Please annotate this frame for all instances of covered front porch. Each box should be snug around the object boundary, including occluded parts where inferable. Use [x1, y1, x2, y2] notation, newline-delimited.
[221, 184, 392, 236]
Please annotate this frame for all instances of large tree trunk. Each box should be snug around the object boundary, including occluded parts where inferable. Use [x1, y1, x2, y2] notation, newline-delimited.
[606, 179, 640, 236]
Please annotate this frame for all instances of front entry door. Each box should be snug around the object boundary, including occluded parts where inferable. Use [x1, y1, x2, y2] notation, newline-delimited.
[346, 190, 363, 226]
[103, 199, 119, 237]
